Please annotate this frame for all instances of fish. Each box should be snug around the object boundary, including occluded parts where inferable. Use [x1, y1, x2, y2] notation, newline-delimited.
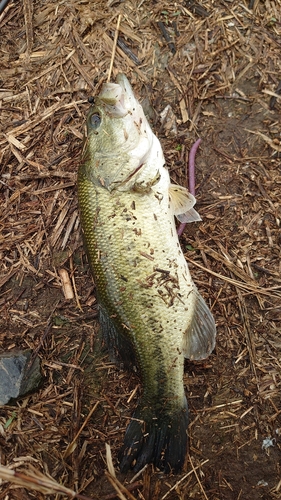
[78, 74, 216, 473]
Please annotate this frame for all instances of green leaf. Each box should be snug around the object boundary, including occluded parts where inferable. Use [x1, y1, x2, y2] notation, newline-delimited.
[4, 412, 17, 429]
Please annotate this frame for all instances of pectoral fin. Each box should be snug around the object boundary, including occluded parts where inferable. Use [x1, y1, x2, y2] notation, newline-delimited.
[176, 208, 202, 223]
[169, 184, 201, 223]
[183, 288, 216, 360]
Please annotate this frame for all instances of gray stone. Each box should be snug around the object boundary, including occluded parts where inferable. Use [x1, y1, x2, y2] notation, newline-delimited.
[0, 350, 41, 405]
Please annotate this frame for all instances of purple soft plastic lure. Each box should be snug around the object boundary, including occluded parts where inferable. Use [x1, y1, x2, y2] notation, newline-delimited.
[177, 138, 202, 236]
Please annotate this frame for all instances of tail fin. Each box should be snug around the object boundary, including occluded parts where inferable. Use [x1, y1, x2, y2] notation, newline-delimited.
[119, 398, 188, 473]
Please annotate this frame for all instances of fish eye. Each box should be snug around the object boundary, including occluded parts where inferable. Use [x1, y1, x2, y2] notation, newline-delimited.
[89, 113, 101, 130]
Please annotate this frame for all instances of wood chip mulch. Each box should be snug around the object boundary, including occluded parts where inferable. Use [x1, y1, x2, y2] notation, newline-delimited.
[0, 0, 280, 499]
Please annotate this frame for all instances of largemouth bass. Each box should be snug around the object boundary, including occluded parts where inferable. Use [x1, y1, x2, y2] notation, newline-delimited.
[78, 74, 216, 473]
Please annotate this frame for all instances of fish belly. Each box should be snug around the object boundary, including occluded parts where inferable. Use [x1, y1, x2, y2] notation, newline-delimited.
[78, 172, 197, 472]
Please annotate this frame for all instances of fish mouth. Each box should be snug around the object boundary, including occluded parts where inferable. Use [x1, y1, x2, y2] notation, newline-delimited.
[98, 74, 135, 118]
[116, 73, 136, 101]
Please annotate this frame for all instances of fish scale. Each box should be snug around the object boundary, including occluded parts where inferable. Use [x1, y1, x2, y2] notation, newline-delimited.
[78, 181, 187, 400]
[78, 74, 216, 472]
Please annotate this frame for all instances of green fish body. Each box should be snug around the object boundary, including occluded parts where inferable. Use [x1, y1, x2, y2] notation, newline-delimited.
[78, 74, 216, 473]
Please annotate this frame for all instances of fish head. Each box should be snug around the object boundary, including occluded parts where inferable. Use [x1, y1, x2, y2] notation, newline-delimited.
[83, 74, 155, 190]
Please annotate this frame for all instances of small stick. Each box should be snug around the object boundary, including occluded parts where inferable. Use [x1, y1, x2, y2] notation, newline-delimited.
[59, 268, 74, 300]
[105, 472, 138, 500]
[189, 455, 209, 500]
[70, 255, 83, 311]
[109, 31, 141, 65]
[188, 137, 201, 195]
[0, 464, 94, 499]
[157, 21, 176, 54]
[107, 14, 122, 82]
[63, 401, 100, 459]
[161, 459, 209, 499]
[177, 137, 201, 236]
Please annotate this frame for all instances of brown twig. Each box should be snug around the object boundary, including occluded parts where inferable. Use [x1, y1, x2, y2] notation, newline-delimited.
[108, 14, 122, 82]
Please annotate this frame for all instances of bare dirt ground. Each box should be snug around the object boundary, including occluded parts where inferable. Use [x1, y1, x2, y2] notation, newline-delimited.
[0, 0, 281, 499]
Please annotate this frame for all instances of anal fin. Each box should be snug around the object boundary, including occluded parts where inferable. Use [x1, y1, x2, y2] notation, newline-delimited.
[183, 289, 216, 360]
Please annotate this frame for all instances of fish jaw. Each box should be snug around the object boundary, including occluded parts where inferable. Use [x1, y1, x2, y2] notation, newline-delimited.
[97, 82, 128, 117]
[97, 74, 138, 118]
[84, 75, 158, 191]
